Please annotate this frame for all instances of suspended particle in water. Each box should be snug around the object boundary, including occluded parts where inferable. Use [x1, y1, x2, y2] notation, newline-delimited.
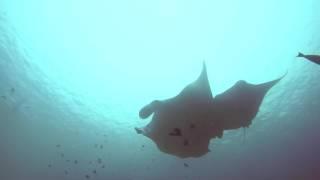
[184, 163, 189, 168]
[97, 158, 102, 164]
[10, 88, 15, 94]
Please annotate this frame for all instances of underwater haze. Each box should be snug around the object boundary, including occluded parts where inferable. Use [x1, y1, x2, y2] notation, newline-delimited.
[1, 0, 320, 179]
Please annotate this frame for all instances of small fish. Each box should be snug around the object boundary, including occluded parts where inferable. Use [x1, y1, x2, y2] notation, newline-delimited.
[74, 160, 78, 164]
[141, 145, 145, 148]
[97, 158, 102, 164]
[48, 164, 52, 168]
[85, 174, 90, 179]
[1, 95, 6, 100]
[92, 170, 97, 174]
[183, 163, 189, 167]
[60, 153, 64, 158]
[64, 170, 68, 175]
[101, 164, 105, 168]
[100, 145, 103, 149]
[56, 144, 61, 148]
[297, 52, 320, 65]
[10, 88, 15, 93]
[66, 160, 70, 162]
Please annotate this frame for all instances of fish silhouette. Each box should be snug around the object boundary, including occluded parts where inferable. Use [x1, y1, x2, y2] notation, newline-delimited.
[297, 52, 320, 65]
[135, 63, 283, 158]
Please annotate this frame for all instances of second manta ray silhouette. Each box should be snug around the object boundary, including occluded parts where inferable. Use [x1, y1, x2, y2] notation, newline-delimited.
[135, 63, 283, 158]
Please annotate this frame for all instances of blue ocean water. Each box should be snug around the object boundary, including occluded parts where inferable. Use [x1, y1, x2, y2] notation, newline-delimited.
[1, 0, 320, 179]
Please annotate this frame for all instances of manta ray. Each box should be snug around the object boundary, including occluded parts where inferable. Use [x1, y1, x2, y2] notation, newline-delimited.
[135, 63, 283, 158]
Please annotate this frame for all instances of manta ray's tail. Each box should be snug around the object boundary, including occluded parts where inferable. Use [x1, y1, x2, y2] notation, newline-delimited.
[297, 52, 304, 57]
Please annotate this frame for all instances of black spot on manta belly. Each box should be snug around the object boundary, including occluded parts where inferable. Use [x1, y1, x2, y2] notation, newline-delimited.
[190, 123, 196, 129]
[183, 139, 189, 146]
[169, 128, 182, 136]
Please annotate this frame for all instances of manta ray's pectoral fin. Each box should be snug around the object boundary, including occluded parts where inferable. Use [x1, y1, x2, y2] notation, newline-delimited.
[139, 100, 162, 119]
[177, 62, 213, 102]
[214, 75, 284, 130]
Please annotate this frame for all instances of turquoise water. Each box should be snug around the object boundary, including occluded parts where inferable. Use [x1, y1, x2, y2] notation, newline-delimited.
[1, 0, 320, 179]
